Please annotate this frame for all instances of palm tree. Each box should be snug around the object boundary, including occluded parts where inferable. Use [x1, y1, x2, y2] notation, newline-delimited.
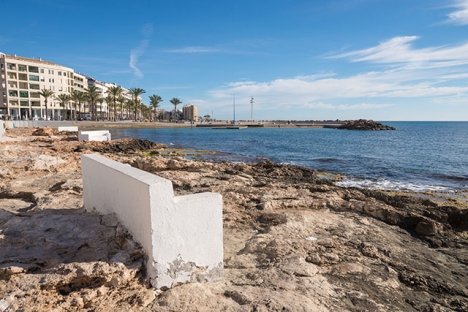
[107, 85, 123, 121]
[86, 86, 101, 121]
[97, 98, 105, 120]
[70, 90, 87, 120]
[149, 94, 163, 121]
[39, 88, 55, 120]
[118, 96, 127, 120]
[104, 95, 114, 120]
[170, 98, 182, 122]
[55, 93, 71, 120]
[128, 88, 146, 121]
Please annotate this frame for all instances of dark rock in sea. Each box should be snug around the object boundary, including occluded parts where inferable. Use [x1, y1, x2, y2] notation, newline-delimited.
[338, 119, 396, 130]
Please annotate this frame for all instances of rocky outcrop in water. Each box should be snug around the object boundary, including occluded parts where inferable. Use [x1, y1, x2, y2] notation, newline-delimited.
[338, 119, 396, 130]
[0, 127, 467, 311]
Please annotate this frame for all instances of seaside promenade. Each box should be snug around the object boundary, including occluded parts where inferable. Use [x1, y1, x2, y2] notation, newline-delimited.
[1, 119, 344, 130]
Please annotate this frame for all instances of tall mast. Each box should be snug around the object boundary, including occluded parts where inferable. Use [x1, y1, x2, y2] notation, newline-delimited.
[233, 95, 236, 124]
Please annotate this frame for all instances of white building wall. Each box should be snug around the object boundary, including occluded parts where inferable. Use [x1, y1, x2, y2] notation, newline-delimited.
[81, 154, 224, 289]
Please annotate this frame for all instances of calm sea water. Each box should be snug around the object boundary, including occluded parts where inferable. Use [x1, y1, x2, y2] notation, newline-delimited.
[110, 122, 468, 192]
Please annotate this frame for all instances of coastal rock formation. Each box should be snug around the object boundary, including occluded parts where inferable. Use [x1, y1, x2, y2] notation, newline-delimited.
[0, 127, 467, 311]
[338, 119, 396, 130]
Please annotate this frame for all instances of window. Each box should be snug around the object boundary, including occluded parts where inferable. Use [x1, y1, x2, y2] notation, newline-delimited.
[48, 78, 54, 83]
[58, 71, 62, 76]
[48, 69, 54, 75]
[40, 68, 44, 73]
[40, 77, 45, 82]
[20, 91, 28, 98]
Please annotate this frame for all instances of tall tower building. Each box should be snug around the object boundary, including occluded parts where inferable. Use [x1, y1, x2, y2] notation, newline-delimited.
[182, 104, 198, 121]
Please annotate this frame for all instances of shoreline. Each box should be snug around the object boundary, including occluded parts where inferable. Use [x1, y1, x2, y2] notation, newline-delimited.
[1, 128, 467, 310]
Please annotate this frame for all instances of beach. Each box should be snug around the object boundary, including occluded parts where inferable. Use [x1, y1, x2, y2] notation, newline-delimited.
[1, 127, 467, 311]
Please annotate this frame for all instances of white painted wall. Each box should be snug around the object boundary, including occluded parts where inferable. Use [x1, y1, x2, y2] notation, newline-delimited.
[0, 121, 4, 141]
[81, 154, 223, 289]
[57, 126, 78, 132]
[78, 130, 111, 141]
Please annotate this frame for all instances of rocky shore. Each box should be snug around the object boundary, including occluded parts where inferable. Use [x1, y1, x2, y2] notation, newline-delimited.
[1, 128, 467, 311]
[338, 119, 396, 130]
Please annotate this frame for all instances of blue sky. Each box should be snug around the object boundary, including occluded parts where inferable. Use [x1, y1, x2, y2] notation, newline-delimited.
[2, 0, 468, 121]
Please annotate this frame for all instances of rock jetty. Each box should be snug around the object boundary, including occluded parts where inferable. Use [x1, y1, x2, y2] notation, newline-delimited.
[0, 127, 467, 311]
[338, 119, 396, 130]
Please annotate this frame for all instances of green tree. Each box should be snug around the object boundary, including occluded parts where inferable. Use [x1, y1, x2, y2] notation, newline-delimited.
[170, 98, 182, 121]
[118, 96, 127, 119]
[128, 88, 146, 121]
[70, 90, 87, 120]
[55, 93, 71, 120]
[97, 98, 105, 120]
[86, 86, 102, 121]
[39, 88, 55, 120]
[149, 94, 163, 121]
[108, 85, 123, 121]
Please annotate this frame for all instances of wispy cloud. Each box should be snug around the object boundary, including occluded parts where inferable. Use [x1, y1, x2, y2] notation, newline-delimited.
[129, 23, 153, 79]
[329, 36, 468, 65]
[165, 46, 220, 53]
[446, 0, 468, 25]
[304, 102, 394, 110]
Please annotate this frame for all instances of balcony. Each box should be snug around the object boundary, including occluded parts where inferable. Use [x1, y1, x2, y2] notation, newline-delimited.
[7, 64, 16, 70]
[18, 66, 27, 72]
[18, 73, 27, 81]
[29, 84, 40, 90]
[29, 75, 39, 81]
[9, 91, 18, 97]
[20, 91, 28, 98]
[31, 101, 40, 107]
[20, 101, 29, 107]
[28, 66, 39, 73]
[30, 92, 40, 99]
[19, 82, 28, 89]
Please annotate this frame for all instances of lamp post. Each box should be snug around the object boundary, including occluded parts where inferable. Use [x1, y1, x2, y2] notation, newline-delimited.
[250, 96, 254, 121]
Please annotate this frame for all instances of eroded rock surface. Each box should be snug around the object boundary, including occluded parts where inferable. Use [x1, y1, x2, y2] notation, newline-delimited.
[338, 119, 396, 130]
[0, 127, 467, 311]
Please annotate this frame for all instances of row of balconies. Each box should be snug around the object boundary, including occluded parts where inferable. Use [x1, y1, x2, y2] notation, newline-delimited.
[8, 82, 40, 90]
[6, 64, 39, 73]
[8, 90, 41, 98]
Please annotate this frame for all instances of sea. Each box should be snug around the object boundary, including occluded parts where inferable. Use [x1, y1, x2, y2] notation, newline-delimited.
[110, 121, 468, 193]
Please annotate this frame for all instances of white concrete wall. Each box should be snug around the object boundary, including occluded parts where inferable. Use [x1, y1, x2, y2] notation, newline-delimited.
[81, 154, 223, 289]
[0, 121, 4, 141]
[78, 130, 111, 142]
[57, 126, 78, 132]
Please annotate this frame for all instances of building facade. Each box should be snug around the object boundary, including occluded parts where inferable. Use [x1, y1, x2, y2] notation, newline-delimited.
[0, 52, 78, 120]
[182, 104, 198, 121]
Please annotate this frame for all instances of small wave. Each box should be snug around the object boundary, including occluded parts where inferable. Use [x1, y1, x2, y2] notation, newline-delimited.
[433, 174, 468, 181]
[335, 177, 452, 192]
[314, 158, 346, 163]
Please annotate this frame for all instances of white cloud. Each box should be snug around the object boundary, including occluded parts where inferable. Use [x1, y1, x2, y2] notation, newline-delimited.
[165, 46, 219, 53]
[446, 0, 468, 25]
[329, 36, 468, 65]
[128, 24, 153, 79]
[129, 40, 148, 79]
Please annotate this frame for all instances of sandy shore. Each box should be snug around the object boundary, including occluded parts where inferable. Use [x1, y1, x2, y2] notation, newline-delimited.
[0, 127, 467, 311]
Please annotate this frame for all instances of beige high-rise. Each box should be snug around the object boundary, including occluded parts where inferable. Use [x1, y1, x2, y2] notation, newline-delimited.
[182, 104, 198, 121]
[0, 52, 86, 120]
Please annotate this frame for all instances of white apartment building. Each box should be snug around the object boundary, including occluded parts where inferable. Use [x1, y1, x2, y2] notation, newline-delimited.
[182, 104, 198, 121]
[1, 52, 144, 121]
[0, 52, 81, 120]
